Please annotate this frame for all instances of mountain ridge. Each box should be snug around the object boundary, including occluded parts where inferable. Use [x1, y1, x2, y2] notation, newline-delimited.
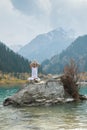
[18, 28, 75, 62]
[0, 41, 30, 73]
[41, 35, 87, 74]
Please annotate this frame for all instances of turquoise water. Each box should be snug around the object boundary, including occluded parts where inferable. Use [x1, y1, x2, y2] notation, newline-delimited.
[0, 86, 87, 130]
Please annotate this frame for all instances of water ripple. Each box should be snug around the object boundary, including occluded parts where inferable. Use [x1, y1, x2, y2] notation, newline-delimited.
[0, 86, 87, 130]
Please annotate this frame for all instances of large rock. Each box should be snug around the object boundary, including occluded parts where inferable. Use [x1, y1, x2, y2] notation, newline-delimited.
[3, 79, 74, 107]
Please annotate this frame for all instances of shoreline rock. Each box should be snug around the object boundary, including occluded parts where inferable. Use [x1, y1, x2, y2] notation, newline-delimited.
[3, 78, 87, 107]
[3, 79, 68, 106]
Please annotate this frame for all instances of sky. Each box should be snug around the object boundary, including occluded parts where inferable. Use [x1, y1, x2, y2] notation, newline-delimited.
[0, 0, 87, 51]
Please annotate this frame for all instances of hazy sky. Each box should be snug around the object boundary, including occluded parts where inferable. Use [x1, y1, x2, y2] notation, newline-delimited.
[0, 0, 87, 49]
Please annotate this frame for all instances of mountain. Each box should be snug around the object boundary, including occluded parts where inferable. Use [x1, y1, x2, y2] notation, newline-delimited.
[9, 44, 23, 52]
[0, 41, 30, 73]
[18, 28, 75, 63]
[41, 35, 87, 74]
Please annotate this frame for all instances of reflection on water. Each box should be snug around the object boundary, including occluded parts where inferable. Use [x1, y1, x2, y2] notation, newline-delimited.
[0, 86, 87, 130]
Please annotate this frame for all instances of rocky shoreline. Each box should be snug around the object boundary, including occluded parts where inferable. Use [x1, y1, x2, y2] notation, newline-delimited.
[3, 77, 75, 107]
[3, 73, 87, 107]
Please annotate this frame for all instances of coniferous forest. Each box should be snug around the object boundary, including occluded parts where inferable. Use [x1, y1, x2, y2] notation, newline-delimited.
[0, 41, 31, 73]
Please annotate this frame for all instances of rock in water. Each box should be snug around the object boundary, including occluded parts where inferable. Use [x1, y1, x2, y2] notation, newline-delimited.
[3, 79, 73, 107]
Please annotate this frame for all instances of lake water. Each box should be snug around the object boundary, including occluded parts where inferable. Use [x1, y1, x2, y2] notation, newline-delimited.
[0, 86, 87, 130]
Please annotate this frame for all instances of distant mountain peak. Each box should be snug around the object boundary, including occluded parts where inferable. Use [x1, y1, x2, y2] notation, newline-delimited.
[18, 28, 75, 63]
[9, 44, 23, 52]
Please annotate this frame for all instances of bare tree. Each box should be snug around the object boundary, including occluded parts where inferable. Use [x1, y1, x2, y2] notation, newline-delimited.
[61, 59, 80, 100]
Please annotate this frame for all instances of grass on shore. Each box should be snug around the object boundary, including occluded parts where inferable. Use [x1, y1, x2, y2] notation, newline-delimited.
[0, 72, 29, 87]
[0, 78, 28, 87]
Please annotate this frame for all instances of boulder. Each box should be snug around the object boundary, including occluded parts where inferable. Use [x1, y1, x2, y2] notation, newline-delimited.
[3, 79, 74, 107]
